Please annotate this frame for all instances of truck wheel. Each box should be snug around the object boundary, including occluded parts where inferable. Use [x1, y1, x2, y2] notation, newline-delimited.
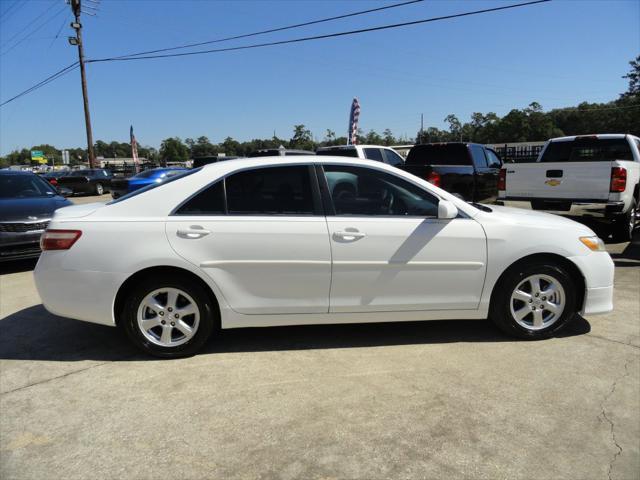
[95, 183, 104, 195]
[611, 197, 637, 242]
[490, 262, 577, 340]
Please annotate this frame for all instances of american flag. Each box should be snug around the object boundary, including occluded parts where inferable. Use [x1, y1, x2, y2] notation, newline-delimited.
[130, 125, 140, 173]
[348, 97, 360, 145]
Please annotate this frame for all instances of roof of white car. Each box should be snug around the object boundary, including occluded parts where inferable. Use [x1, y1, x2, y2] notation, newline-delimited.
[316, 144, 396, 150]
[549, 133, 639, 142]
[200, 155, 387, 173]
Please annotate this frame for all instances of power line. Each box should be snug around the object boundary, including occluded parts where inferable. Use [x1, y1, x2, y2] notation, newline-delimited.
[1, 5, 68, 57]
[1, 0, 552, 107]
[0, 62, 79, 107]
[0, 0, 59, 49]
[0, 0, 25, 24]
[111, 0, 425, 60]
[88, 0, 551, 63]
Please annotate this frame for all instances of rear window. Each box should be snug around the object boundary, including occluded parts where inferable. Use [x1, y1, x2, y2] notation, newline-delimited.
[316, 148, 359, 158]
[406, 144, 471, 166]
[108, 169, 201, 204]
[540, 138, 634, 162]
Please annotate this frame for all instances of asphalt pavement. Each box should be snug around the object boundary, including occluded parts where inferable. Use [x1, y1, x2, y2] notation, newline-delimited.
[0, 197, 638, 480]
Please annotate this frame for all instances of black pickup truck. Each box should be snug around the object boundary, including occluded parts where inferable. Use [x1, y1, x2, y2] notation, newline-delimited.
[400, 143, 502, 203]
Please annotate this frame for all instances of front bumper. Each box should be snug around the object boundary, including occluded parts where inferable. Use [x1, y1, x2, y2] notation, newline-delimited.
[0, 226, 47, 262]
[497, 199, 625, 221]
[568, 252, 615, 316]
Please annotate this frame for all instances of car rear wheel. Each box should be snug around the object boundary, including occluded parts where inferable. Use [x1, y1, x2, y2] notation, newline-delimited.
[490, 262, 577, 339]
[121, 275, 216, 357]
[95, 183, 104, 195]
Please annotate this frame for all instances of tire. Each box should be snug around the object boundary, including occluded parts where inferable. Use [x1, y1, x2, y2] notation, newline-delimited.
[611, 197, 637, 242]
[95, 183, 104, 195]
[490, 261, 578, 340]
[121, 274, 216, 358]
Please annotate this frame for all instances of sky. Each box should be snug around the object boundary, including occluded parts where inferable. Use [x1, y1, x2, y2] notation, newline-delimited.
[0, 0, 638, 155]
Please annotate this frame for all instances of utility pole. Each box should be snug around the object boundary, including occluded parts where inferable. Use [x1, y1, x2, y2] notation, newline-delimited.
[420, 113, 424, 144]
[68, 0, 96, 168]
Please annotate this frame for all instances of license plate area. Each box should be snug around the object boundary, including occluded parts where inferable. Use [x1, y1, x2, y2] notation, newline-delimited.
[531, 200, 572, 211]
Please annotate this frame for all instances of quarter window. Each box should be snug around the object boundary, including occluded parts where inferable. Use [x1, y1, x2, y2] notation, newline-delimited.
[175, 180, 225, 215]
[382, 149, 404, 166]
[226, 166, 314, 215]
[323, 165, 438, 217]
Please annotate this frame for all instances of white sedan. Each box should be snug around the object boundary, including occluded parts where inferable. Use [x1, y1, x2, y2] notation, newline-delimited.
[34, 157, 614, 357]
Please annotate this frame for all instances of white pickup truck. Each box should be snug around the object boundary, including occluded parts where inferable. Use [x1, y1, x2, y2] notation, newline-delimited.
[498, 134, 640, 241]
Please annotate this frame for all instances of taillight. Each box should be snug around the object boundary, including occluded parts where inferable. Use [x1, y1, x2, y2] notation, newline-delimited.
[40, 230, 82, 251]
[50, 179, 58, 186]
[426, 171, 441, 187]
[610, 167, 627, 193]
[498, 168, 507, 191]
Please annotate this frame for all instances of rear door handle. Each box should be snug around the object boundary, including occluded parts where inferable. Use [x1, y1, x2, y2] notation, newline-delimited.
[334, 230, 366, 241]
[177, 226, 211, 239]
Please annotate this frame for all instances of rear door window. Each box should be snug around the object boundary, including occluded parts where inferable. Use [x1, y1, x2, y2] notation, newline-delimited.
[540, 138, 634, 162]
[363, 148, 384, 162]
[406, 144, 472, 165]
[226, 166, 315, 215]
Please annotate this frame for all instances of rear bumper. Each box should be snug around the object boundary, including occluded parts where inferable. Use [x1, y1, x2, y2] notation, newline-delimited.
[497, 198, 624, 221]
[34, 251, 125, 326]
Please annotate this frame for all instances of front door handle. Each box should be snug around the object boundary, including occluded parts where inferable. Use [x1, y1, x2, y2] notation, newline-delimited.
[177, 226, 211, 239]
[334, 230, 366, 241]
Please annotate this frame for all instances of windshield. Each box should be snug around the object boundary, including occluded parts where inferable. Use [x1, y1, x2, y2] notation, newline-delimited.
[133, 169, 163, 179]
[540, 138, 633, 162]
[108, 168, 201, 204]
[0, 174, 58, 199]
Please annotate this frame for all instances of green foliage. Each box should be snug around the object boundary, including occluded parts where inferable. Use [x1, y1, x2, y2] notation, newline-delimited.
[622, 55, 640, 98]
[160, 137, 189, 163]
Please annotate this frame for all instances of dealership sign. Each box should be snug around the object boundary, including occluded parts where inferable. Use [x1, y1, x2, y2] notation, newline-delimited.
[31, 150, 46, 164]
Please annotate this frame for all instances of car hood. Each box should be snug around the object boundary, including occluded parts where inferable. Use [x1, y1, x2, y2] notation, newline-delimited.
[0, 196, 72, 221]
[479, 204, 595, 234]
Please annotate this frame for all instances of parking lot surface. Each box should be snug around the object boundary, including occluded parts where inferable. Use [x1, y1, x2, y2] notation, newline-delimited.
[0, 201, 638, 479]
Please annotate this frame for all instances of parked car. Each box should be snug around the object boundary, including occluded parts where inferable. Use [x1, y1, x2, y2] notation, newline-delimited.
[40, 170, 71, 187]
[35, 157, 613, 358]
[110, 167, 188, 199]
[248, 148, 315, 157]
[316, 144, 405, 167]
[399, 143, 502, 203]
[498, 134, 640, 241]
[57, 169, 113, 195]
[0, 170, 72, 261]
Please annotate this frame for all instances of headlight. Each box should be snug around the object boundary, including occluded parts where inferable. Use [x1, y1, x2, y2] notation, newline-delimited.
[579, 236, 606, 252]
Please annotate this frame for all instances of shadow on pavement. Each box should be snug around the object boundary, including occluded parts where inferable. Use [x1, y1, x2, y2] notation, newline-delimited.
[0, 304, 591, 362]
[0, 258, 38, 275]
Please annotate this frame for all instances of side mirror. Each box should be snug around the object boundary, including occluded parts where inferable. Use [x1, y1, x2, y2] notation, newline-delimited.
[57, 186, 72, 197]
[438, 199, 458, 219]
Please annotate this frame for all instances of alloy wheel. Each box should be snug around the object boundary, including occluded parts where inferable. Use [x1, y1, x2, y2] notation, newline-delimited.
[136, 287, 200, 347]
[509, 274, 565, 331]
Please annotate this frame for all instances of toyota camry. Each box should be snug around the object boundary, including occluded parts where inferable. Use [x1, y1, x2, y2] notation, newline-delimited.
[34, 157, 614, 357]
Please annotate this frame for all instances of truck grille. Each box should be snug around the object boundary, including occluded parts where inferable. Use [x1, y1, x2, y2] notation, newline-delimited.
[0, 221, 50, 233]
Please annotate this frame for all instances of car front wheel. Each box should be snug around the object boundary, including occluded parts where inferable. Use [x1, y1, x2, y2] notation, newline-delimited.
[490, 262, 578, 339]
[121, 275, 216, 357]
[95, 183, 104, 195]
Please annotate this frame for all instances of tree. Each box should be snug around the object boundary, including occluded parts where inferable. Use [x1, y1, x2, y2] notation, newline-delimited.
[324, 129, 335, 143]
[622, 55, 640, 97]
[290, 124, 313, 150]
[160, 137, 189, 163]
[382, 129, 396, 146]
[444, 115, 462, 141]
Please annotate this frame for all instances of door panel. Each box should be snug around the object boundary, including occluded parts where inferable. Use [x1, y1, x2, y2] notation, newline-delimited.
[327, 217, 487, 312]
[167, 217, 331, 314]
